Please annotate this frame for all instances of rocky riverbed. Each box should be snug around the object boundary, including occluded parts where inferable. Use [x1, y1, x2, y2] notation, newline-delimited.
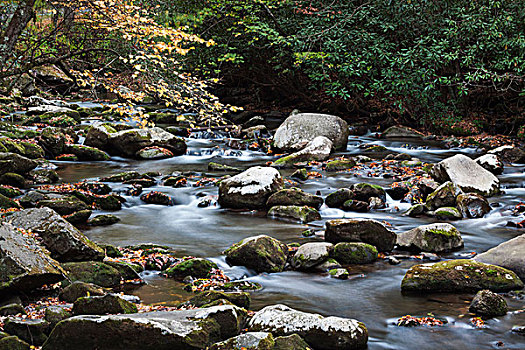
[1, 96, 525, 349]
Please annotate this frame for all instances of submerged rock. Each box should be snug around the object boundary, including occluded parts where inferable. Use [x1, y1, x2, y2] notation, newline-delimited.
[469, 290, 507, 317]
[430, 154, 500, 196]
[325, 219, 396, 252]
[401, 259, 523, 293]
[218, 167, 283, 209]
[267, 205, 321, 223]
[43, 305, 247, 350]
[292, 242, 334, 270]
[248, 304, 368, 350]
[273, 113, 349, 151]
[396, 223, 463, 253]
[224, 235, 288, 273]
[474, 234, 525, 281]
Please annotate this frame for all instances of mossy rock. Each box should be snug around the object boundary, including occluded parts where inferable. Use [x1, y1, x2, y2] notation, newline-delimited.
[98, 243, 123, 258]
[469, 289, 508, 317]
[0, 336, 31, 350]
[208, 162, 241, 172]
[401, 259, 524, 293]
[209, 332, 274, 350]
[184, 291, 250, 309]
[38, 195, 90, 215]
[65, 144, 110, 161]
[59, 281, 106, 303]
[0, 192, 21, 209]
[100, 171, 141, 182]
[165, 258, 217, 280]
[325, 188, 354, 208]
[325, 159, 356, 171]
[434, 207, 462, 220]
[425, 181, 462, 210]
[62, 261, 122, 288]
[3, 318, 49, 346]
[73, 294, 138, 315]
[273, 334, 311, 350]
[341, 199, 369, 212]
[64, 209, 92, 225]
[332, 242, 378, 265]
[45, 306, 72, 329]
[0, 185, 22, 198]
[105, 261, 143, 280]
[290, 168, 308, 181]
[0, 138, 44, 159]
[329, 268, 350, 279]
[224, 235, 288, 273]
[30, 169, 60, 184]
[351, 183, 386, 202]
[88, 214, 120, 226]
[0, 303, 26, 316]
[266, 188, 323, 210]
[0, 172, 26, 188]
[396, 223, 464, 253]
[267, 205, 321, 223]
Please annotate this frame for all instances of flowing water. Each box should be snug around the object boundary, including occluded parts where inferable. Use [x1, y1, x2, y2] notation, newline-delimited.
[54, 131, 525, 349]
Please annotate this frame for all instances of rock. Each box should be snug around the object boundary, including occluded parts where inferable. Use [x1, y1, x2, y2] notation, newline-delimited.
[312, 258, 342, 273]
[0, 223, 65, 294]
[0, 137, 44, 159]
[37, 128, 67, 156]
[0, 172, 26, 188]
[273, 113, 349, 151]
[208, 162, 241, 172]
[30, 169, 59, 184]
[136, 146, 174, 160]
[98, 244, 123, 258]
[511, 326, 525, 335]
[325, 219, 396, 252]
[209, 332, 274, 350]
[45, 306, 72, 328]
[430, 154, 500, 196]
[64, 144, 110, 161]
[248, 304, 368, 350]
[184, 291, 250, 309]
[0, 303, 26, 316]
[469, 290, 507, 317]
[266, 189, 323, 210]
[59, 281, 106, 302]
[332, 242, 378, 264]
[165, 258, 218, 280]
[329, 268, 350, 279]
[62, 261, 122, 288]
[101, 171, 141, 182]
[401, 259, 524, 293]
[0, 185, 22, 198]
[292, 243, 334, 270]
[350, 183, 386, 202]
[267, 205, 321, 223]
[0, 193, 21, 209]
[368, 197, 386, 209]
[140, 191, 174, 205]
[326, 188, 355, 208]
[456, 193, 491, 218]
[88, 214, 120, 226]
[224, 235, 288, 273]
[475, 154, 503, 175]
[43, 305, 247, 350]
[0, 336, 31, 350]
[290, 169, 308, 181]
[37, 195, 90, 215]
[218, 167, 283, 209]
[425, 181, 463, 210]
[105, 261, 143, 281]
[474, 234, 525, 281]
[273, 334, 310, 350]
[396, 223, 463, 253]
[3, 318, 49, 345]
[0, 152, 37, 176]
[8, 208, 104, 262]
[488, 145, 525, 163]
[73, 294, 138, 315]
[26, 105, 75, 117]
[382, 126, 423, 139]
[84, 122, 115, 150]
[272, 136, 333, 168]
[325, 158, 356, 171]
[342, 199, 369, 212]
[110, 127, 187, 158]
[433, 207, 462, 220]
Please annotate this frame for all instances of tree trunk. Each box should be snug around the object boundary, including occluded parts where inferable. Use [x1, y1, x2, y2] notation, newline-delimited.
[0, 0, 37, 68]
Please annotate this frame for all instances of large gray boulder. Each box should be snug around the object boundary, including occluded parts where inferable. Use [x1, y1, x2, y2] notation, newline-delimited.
[0, 223, 66, 294]
[0, 152, 37, 176]
[396, 223, 463, 253]
[271, 136, 332, 168]
[430, 154, 500, 196]
[218, 167, 283, 209]
[325, 219, 396, 251]
[475, 234, 525, 281]
[273, 113, 349, 151]
[248, 304, 368, 350]
[43, 305, 247, 350]
[7, 208, 104, 262]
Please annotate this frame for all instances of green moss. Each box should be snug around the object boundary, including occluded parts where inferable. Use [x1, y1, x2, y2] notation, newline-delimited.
[165, 258, 217, 280]
[332, 242, 378, 265]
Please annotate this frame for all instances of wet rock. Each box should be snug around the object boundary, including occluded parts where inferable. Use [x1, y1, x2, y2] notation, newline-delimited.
[325, 158, 356, 171]
[475, 234, 525, 281]
[382, 126, 423, 139]
[332, 242, 378, 265]
[351, 183, 386, 202]
[272, 136, 333, 168]
[0, 223, 65, 294]
[88, 214, 120, 226]
[165, 258, 218, 280]
[208, 162, 241, 172]
[45, 306, 72, 329]
[37, 128, 67, 156]
[273, 113, 349, 151]
[0, 303, 26, 316]
[218, 167, 283, 210]
[0, 185, 22, 198]
[105, 261, 143, 280]
[0, 193, 21, 209]
[209, 332, 274, 350]
[64, 144, 110, 162]
[0, 172, 26, 188]
[73, 294, 138, 315]
[3, 318, 49, 345]
[396, 223, 463, 253]
[401, 259, 524, 293]
[329, 268, 350, 279]
[0, 336, 31, 350]
[0, 152, 37, 176]
[430, 154, 500, 196]
[184, 291, 250, 309]
[342, 199, 369, 212]
[475, 154, 503, 175]
[266, 188, 323, 210]
[224, 235, 288, 273]
[0, 137, 44, 159]
[140, 191, 174, 205]
[325, 188, 355, 208]
[433, 207, 462, 220]
[292, 242, 334, 270]
[248, 304, 368, 350]
[30, 169, 59, 184]
[59, 281, 106, 303]
[469, 290, 507, 317]
[488, 145, 525, 163]
[325, 219, 396, 252]
[273, 334, 310, 350]
[101, 171, 141, 182]
[43, 305, 247, 350]
[456, 193, 491, 218]
[425, 181, 463, 210]
[37, 195, 90, 215]
[62, 261, 122, 288]
[83, 122, 115, 150]
[511, 326, 525, 336]
[267, 205, 321, 223]
[290, 169, 308, 181]
[136, 146, 174, 160]
[8, 208, 104, 262]
[368, 197, 386, 209]
[312, 258, 342, 273]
